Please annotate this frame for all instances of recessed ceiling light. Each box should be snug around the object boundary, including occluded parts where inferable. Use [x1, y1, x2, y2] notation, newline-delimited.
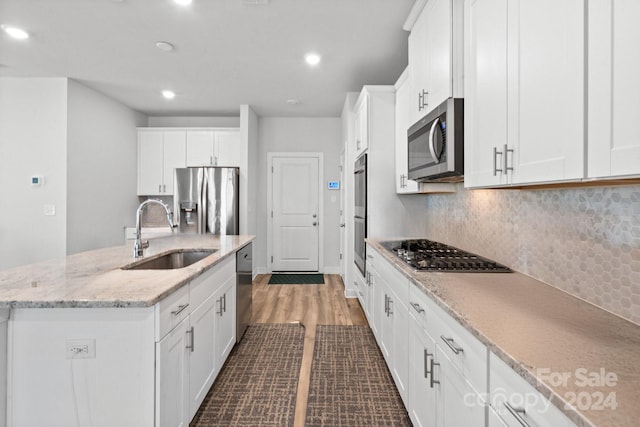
[286, 99, 301, 105]
[155, 41, 175, 52]
[1, 25, 29, 40]
[162, 90, 176, 99]
[174, 0, 192, 5]
[304, 53, 321, 66]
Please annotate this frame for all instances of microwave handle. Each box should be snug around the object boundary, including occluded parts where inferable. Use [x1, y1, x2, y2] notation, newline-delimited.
[428, 118, 441, 164]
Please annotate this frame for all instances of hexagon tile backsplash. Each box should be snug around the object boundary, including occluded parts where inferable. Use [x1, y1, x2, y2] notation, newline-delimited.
[424, 183, 640, 325]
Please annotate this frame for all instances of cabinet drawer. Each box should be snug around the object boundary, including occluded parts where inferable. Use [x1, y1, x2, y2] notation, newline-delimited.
[422, 290, 488, 394]
[490, 353, 576, 427]
[157, 284, 190, 340]
[190, 256, 235, 309]
[374, 251, 409, 310]
[407, 284, 437, 334]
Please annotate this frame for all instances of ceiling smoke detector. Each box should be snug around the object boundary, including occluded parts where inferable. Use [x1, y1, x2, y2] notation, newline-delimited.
[286, 99, 301, 105]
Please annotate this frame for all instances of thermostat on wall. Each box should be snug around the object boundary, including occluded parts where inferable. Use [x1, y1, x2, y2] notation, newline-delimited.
[31, 175, 44, 187]
[327, 181, 340, 190]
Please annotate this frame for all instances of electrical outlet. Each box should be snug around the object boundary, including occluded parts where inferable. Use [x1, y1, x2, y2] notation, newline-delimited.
[66, 339, 96, 359]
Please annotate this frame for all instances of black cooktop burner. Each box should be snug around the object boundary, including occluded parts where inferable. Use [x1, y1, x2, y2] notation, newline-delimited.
[382, 239, 512, 273]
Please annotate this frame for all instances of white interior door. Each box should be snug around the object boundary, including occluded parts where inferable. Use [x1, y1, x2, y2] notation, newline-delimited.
[271, 156, 320, 271]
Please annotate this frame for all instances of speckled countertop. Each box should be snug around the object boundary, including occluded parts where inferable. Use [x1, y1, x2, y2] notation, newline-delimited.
[368, 239, 640, 427]
[0, 234, 254, 309]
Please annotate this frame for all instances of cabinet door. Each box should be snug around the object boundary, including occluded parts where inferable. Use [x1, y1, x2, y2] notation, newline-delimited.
[163, 130, 186, 195]
[510, 0, 584, 184]
[214, 275, 237, 369]
[588, 0, 640, 178]
[408, 321, 437, 427]
[464, 0, 509, 188]
[390, 295, 409, 405]
[214, 130, 242, 167]
[354, 95, 368, 157]
[425, 0, 452, 113]
[188, 294, 217, 421]
[186, 130, 214, 166]
[380, 281, 394, 363]
[138, 131, 164, 195]
[436, 347, 486, 427]
[409, 7, 429, 124]
[156, 317, 190, 427]
[395, 71, 420, 194]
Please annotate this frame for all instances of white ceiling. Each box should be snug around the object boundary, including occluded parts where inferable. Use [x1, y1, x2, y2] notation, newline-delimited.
[0, 0, 414, 117]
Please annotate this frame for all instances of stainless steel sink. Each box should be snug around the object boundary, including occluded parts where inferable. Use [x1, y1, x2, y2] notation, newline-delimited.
[123, 249, 217, 270]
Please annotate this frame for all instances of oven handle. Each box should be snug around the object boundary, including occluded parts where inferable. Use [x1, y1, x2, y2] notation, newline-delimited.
[428, 118, 441, 164]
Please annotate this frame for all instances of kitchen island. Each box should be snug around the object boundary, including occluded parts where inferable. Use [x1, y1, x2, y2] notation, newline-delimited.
[0, 234, 254, 427]
[367, 239, 640, 427]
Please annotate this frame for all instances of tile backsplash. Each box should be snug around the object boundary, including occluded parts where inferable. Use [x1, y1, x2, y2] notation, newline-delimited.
[424, 183, 640, 325]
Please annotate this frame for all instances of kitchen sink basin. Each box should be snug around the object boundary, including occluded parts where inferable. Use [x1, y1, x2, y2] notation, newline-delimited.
[123, 249, 217, 270]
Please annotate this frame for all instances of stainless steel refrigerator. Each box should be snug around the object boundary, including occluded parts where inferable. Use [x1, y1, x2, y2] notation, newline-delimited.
[173, 167, 239, 235]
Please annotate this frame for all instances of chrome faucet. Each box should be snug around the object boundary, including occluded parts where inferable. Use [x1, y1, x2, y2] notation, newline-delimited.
[134, 199, 174, 258]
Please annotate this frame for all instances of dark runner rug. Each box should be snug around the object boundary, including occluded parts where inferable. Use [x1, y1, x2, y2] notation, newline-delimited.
[268, 273, 325, 284]
[305, 325, 412, 427]
[190, 323, 305, 427]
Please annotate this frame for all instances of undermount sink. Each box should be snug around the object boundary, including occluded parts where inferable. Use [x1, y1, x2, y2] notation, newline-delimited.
[123, 249, 217, 270]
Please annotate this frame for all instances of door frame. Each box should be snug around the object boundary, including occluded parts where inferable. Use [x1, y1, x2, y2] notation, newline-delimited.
[266, 152, 324, 273]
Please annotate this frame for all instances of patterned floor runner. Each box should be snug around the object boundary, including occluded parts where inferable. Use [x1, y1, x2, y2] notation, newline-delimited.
[305, 325, 412, 427]
[191, 323, 305, 427]
[268, 274, 325, 284]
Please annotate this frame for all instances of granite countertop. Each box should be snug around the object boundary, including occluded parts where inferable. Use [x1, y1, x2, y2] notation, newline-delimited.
[0, 234, 255, 309]
[368, 239, 640, 427]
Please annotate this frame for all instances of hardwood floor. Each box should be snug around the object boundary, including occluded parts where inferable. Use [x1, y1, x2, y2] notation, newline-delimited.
[251, 274, 367, 427]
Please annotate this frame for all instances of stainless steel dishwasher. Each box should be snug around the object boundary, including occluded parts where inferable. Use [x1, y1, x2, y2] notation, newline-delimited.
[236, 243, 252, 342]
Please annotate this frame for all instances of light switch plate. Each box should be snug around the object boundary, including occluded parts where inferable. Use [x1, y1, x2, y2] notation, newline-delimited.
[43, 204, 56, 216]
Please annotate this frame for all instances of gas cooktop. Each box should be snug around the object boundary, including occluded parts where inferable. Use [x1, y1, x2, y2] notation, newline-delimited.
[382, 239, 512, 273]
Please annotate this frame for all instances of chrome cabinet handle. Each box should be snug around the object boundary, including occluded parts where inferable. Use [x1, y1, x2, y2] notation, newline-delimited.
[222, 293, 226, 313]
[158, 184, 162, 193]
[418, 92, 423, 111]
[384, 294, 389, 314]
[423, 349, 433, 379]
[429, 358, 440, 388]
[428, 118, 441, 164]
[441, 335, 464, 354]
[387, 298, 393, 317]
[504, 402, 530, 427]
[186, 326, 194, 352]
[493, 146, 504, 176]
[171, 304, 189, 316]
[410, 302, 425, 314]
[163, 184, 166, 193]
[504, 144, 514, 174]
[217, 298, 223, 316]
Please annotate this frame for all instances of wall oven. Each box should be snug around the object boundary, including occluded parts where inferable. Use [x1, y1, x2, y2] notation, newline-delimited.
[354, 153, 367, 276]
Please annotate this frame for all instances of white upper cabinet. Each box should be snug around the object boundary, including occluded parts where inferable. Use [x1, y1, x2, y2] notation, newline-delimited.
[186, 128, 241, 167]
[588, 0, 640, 179]
[354, 94, 369, 159]
[464, 0, 585, 188]
[137, 129, 186, 196]
[408, 0, 463, 125]
[395, 69, 420, 194]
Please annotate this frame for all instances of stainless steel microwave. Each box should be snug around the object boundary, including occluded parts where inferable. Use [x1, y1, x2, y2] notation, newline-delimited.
[407, 98, 464, 182]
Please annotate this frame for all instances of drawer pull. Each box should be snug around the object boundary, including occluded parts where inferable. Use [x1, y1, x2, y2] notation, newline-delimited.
[410, 302, 425, 314]
[171, 304, 189, 316]
[504, 402, 530, 427]
[440, 335, 464, 354]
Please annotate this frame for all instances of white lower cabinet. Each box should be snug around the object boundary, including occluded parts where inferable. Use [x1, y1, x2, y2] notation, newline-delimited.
[156, 317, 190, 427]
[408, 316, 437, 427]
[489, 353, 576, 427]
[155, 256, 236, 427]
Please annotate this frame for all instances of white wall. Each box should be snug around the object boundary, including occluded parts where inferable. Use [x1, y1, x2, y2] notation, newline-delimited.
[0, 78, 68, 269]
[256, 117, 342, 273]
[147, 116, 240, 127]
[241, 105, 259, 278]
[66, 80, 147, 254]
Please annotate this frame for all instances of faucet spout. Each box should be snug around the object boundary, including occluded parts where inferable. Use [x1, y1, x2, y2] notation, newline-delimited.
[134, 199, 174, 258]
